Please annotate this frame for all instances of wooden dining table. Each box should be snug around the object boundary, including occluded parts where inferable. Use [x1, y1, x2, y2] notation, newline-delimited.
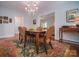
[24, 29, 47, 54]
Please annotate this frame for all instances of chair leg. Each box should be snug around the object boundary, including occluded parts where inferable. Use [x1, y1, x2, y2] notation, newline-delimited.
[20, 39, 23, 44]
[19, 34, 20, 40]
[44, 43, 48, 54]
[24, 39, 27, 48]
[49, 42, 53, 49]
[19, 36, 20, 41]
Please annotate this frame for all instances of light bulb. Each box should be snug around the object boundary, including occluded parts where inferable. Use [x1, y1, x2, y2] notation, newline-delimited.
[35, 1, 39, 4]
[25, 1, 40, 13]
[36, 7, 38, 10]
[34, 4, 37, 6]
[25, 7, 27, 10]
[27, 4, 30, 7]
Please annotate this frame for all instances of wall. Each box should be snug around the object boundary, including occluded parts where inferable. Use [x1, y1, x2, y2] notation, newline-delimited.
[0, 2, 79, 43]
[55, 2, 79, 43]
[0, 6, 31, 38]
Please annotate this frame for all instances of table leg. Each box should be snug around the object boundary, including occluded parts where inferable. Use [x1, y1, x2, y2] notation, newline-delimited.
[35, 32, 40, 54]
[23, 33, 27, 56]
[59, 29, 63, 42]
[59, 29, 60, 42]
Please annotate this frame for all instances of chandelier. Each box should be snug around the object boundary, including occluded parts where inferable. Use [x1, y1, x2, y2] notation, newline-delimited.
[24, 1, 40, 14]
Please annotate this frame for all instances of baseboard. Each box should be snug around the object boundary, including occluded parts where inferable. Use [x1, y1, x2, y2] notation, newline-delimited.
[55, 39, 79, 45]
[15, 32, 19, 34]
[63, 40, 79, 45]
[15, 33, 19, 35]
[0, 34, 15, 39]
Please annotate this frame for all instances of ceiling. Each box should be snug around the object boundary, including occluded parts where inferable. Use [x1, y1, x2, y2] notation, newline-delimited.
[0, 1, 55, 15]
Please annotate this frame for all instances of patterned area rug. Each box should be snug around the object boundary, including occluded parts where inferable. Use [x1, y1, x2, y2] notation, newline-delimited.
[13, 40, 69, 57]
[0, 38, 74, 57]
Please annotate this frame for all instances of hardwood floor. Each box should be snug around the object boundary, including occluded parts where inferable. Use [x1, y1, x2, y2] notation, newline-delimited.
[70, 44, 79, 56]
[63, 42, 79, 56]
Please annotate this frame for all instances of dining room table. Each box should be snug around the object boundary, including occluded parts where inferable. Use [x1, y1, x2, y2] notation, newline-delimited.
[24, 29, 47, 54]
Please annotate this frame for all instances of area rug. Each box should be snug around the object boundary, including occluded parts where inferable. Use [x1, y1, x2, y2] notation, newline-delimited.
[13, 40, 70, 57]
[0, 39, 77, 57]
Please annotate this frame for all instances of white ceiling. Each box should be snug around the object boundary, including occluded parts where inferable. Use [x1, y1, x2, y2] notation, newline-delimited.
[0, 1, 55, 15]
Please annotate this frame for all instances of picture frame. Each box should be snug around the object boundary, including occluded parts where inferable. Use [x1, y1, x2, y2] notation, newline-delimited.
[3, 20, 8, 23]
[33, 19, 36, 24]
[3, 16, 8, 23]
[66, 8, 79, 22]
[0, 20, 2, 24]
[0, 16, 12, 24]
[0, 16, 2, 24]
[9, 18, 12, 23]
[3, 16, 8, 20]
[0, 16, 2, 19]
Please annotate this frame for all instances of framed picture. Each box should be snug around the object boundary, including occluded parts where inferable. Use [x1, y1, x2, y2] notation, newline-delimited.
[3, 16, 8, 20]
[3, 20, 8, 23]
[0, 16, 2, 24]
[9, 18, 12, 23]
[0, 16, 2, 19]
[33, 19, 36, 24]
[3, 16, 8, 23]
[0, 20, 2, 24]
[66, 8, 79, 22]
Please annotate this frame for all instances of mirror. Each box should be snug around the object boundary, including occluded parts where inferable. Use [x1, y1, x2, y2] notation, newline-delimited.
[40, 13, 55, 29]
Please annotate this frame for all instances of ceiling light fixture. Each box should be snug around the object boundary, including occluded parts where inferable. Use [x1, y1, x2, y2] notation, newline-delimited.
[24, 1, 40, 14]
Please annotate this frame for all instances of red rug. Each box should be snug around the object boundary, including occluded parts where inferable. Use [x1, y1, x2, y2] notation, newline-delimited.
[0, 39, 77, 57]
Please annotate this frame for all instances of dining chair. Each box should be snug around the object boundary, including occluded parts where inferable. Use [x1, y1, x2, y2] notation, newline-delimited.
[26, 29, 36, 43]
[51, 26, 55, 40]
[18, 26, 23, 43]
[18, 26, 27, 43]
[39, 26, 54, 54]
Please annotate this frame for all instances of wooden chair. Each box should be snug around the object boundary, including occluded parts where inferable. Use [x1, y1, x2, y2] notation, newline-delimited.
[18, 27, 27, 43]
[18, 27, 22, 43]
[26, 28, 36, 43]
[39, 26, 54, 54]
[51, 26, 55, 40]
